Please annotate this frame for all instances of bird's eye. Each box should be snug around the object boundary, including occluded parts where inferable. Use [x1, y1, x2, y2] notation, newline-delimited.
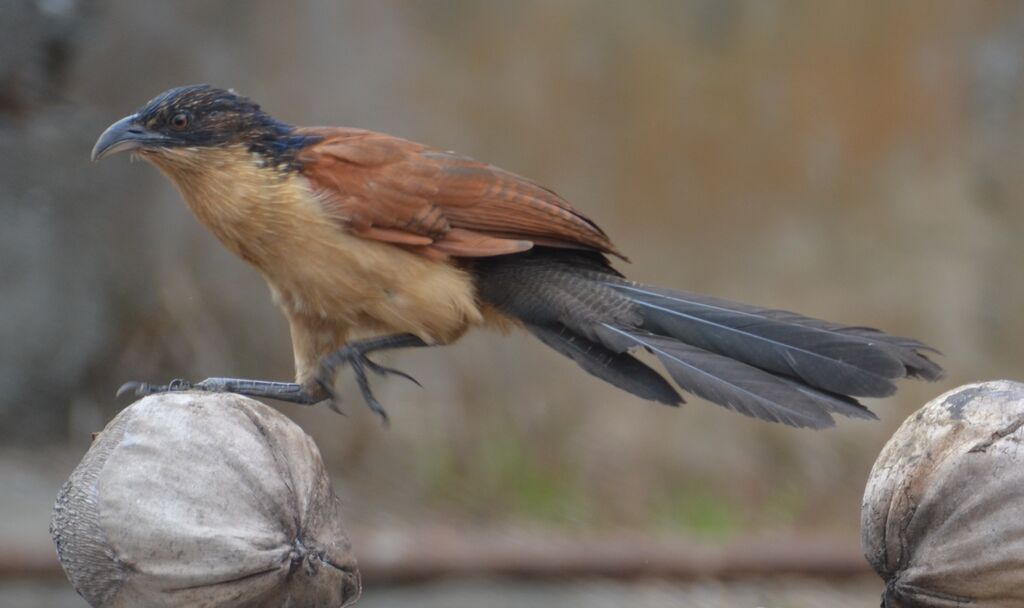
[170, 112, 190, 130]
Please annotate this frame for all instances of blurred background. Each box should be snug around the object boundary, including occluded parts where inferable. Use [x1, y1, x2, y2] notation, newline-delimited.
[2, 0, 1022, 605]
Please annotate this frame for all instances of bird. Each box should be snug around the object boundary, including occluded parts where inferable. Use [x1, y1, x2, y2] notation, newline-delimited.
[92, 84, 944, 429]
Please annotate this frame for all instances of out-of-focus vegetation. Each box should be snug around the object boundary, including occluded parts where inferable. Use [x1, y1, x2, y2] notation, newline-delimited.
[2, 0, 1023, 543]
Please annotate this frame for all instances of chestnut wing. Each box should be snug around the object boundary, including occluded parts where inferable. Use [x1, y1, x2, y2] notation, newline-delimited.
[296, 127, 622, 259]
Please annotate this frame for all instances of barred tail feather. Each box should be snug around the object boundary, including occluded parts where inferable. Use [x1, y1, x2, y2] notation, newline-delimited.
[525, 322, 682, 405]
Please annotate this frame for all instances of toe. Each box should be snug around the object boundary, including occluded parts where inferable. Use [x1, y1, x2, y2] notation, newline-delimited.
[365, 360, 421, 387]
[116, 381, 147, 398]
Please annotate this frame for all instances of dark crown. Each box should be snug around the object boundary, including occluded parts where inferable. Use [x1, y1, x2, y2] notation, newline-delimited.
[135, 84, 319, 165]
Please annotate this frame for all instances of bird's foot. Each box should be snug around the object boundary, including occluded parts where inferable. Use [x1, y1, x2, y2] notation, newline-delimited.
[316, 337, 425, 425]
[116, 378, 193, 398]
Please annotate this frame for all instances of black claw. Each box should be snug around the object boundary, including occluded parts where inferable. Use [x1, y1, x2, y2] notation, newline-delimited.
[314, 334, 427, 423]
[326, 399, 348, 417]
[361, 394, 390, 425]
[116, 381, 146, 398]
[166, 378, 192, 391]
[316, 348, 397, 425]
[314, 376, 344, 414]
[363, 358, 422, 388]
[348, 357, 390, 426]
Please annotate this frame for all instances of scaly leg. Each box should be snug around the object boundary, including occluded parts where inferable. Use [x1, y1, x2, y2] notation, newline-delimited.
[117, 378, 324, 405]
[117, 333, 430, 424]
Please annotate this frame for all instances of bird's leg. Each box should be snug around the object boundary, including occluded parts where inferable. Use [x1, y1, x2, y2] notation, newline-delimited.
[116, 333, 430, 422]
[316, 333, 429, 424]
[117, 378, 324, 405]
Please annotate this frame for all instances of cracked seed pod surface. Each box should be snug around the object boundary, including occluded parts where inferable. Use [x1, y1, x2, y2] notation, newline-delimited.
[861, 380, 1024, 608]
[50, 392, 360, 608]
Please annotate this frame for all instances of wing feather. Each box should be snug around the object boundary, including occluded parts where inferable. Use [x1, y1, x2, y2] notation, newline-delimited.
[295, 127, 622, 259]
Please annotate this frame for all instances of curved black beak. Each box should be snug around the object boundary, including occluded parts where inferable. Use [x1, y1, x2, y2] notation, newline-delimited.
[91, 115, 169, 161]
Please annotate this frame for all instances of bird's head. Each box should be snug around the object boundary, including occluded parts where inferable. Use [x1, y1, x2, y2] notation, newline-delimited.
[92, 85, 311, 169]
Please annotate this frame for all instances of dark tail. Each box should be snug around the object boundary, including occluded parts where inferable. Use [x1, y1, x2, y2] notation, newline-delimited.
[474, 249, 944, 429]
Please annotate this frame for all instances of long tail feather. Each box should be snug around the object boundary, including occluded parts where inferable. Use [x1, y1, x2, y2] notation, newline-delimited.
[595, 324, 874, 428]
[474, 248, 943, 428]
[525, 323, 682, 406]
[611, 283, 945, 384]
[607, 283, 901, 396]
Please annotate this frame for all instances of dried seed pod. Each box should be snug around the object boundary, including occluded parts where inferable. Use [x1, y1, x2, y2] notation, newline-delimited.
[50, 393, 360, 608]
[861, 380, 1024, 608]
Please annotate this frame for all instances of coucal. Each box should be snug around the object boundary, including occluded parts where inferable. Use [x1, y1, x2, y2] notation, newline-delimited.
[92, 85, 943, 428]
